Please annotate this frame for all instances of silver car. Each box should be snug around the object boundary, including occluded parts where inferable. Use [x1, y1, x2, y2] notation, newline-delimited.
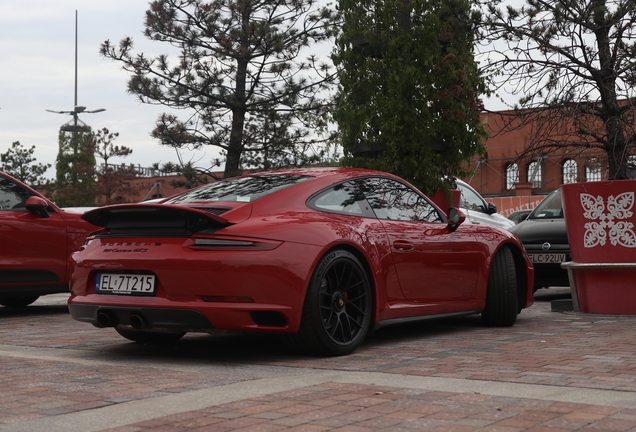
[456, 179, 515, 230]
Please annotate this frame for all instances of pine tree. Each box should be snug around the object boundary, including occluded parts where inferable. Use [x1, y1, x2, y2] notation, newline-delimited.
[101, 0, 338, 178]
[0, 141, 51, 187]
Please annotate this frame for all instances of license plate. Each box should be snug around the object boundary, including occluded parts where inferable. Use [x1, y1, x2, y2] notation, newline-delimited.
[528, 253, 566, 264]
[95, 273, 156, 295]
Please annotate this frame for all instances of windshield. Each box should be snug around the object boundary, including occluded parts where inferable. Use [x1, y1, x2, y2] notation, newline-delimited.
[529, 190, 563, 219]
[166, 174, 312, 204]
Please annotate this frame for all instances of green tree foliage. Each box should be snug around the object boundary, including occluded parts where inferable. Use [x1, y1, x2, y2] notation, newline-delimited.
[333, 0, 488, 195]
[101, 0, 338, 178]
[94, 128, 139, 204]
[478, 0, 636, 180]
[55, 128, 97, 207]
[0, 141, 51, 187]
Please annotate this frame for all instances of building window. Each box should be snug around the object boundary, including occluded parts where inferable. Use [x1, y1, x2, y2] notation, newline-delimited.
[585, 158, 602, 182]
[629, 155, 636, 179]
[562, 159, 578, 184]
[505, 163, 519, 190]
[527, 161, 542, 188]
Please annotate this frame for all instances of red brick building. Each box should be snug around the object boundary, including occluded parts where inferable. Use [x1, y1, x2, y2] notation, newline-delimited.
[461, 110, 609, 217]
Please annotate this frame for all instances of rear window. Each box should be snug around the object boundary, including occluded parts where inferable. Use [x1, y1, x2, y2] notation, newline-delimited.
[165, 174, 312, 204]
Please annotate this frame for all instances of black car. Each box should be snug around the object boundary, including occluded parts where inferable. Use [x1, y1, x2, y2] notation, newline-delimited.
[509, 190, 570, 291]
[507, 209, 532, 225]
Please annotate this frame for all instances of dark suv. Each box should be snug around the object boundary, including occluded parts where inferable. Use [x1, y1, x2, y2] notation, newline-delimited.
[509, 190, 570, 291]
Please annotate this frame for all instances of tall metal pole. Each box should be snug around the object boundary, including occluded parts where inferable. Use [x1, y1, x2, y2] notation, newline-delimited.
[74, 10, 78, 130]
[45, 10, 105, 133]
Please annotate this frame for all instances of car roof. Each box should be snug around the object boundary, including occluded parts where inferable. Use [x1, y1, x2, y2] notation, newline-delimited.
[226, 167, 413, 193]
[239, 167, 399, 181]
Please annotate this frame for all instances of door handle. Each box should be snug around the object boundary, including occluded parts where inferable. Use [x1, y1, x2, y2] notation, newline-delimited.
[393, 240, 414, 251]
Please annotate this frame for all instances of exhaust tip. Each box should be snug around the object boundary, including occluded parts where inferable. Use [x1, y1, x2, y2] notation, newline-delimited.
[129, 313, 149, 330]
[96, 311, 117, 328]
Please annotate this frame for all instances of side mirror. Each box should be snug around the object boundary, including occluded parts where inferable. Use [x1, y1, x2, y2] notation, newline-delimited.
[447, 207, 465, 231]
[25, 196, 50, 218]
[487, 202, 497, 215]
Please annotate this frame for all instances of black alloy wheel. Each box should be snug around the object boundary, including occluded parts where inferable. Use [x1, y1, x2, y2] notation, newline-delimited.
[293, 249, 372, 356]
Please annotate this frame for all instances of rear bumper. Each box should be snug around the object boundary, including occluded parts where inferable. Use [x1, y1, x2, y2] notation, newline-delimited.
[68, 294, 296, 333]
[68, 303, 213, 329]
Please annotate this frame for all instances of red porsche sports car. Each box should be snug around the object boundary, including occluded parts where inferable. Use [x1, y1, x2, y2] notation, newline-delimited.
[0, 171, 96, 307]
[69, 168, 534, 355]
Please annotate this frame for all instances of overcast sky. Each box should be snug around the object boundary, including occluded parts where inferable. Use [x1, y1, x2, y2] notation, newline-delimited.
[0, 1, 508, 181]
[0, 1, 216, 179]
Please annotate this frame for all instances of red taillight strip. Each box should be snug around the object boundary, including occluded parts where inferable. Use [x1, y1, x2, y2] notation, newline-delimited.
[195, 239, 255, 246]
[189, 237, 281, 251]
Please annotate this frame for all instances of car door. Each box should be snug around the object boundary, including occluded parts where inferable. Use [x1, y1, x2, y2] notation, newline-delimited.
[0, 175, 68, 285]
[363, 177, 485, 302]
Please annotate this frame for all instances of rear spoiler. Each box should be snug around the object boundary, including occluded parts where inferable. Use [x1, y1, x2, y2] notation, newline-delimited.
[82, 204, 231, 236]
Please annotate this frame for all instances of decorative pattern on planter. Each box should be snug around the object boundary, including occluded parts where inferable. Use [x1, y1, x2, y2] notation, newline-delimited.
[581, 192, 636, 248]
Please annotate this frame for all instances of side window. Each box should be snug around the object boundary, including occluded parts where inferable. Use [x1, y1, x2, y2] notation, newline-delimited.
[0, 177, 31, 211]
[458, 184, 486, 213]
[310, 181, 369, 216]
[364, 178, 443, 223]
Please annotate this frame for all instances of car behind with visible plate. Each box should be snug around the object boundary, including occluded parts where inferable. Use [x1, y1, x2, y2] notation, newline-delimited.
[509, 190, 570, 291]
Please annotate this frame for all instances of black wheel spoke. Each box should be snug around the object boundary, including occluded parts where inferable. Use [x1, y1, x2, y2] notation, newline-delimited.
[342, 314, 354, 342]
[346, 301, 367, 317]
[322, 308, 335, 325]
[336, 263, 347, 288]
[343, 279, 364, 292]
[348, 291, 367, 302]
[342, 265, 354, 291]
[347, 314, 362, 332]
[320, 304, 332, 312]
[330, 314, 342, 338]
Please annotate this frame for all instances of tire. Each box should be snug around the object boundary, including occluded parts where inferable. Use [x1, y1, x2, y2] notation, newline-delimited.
[0, 296, 39, 308]
[291, 249, 372, 356]
[482, 247, 518, 327]
[115, 328, 186, 344]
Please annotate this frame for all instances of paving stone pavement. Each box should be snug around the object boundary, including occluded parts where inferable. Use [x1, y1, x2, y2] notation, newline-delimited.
[3, 288, 636, 431]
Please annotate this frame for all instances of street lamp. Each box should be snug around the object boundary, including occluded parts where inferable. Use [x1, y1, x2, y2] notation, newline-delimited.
[46, 106, 106, 132]
[46, 10, 105, 133]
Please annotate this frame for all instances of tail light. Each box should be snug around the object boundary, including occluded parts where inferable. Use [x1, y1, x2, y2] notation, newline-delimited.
[190, 236, 281, 251]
